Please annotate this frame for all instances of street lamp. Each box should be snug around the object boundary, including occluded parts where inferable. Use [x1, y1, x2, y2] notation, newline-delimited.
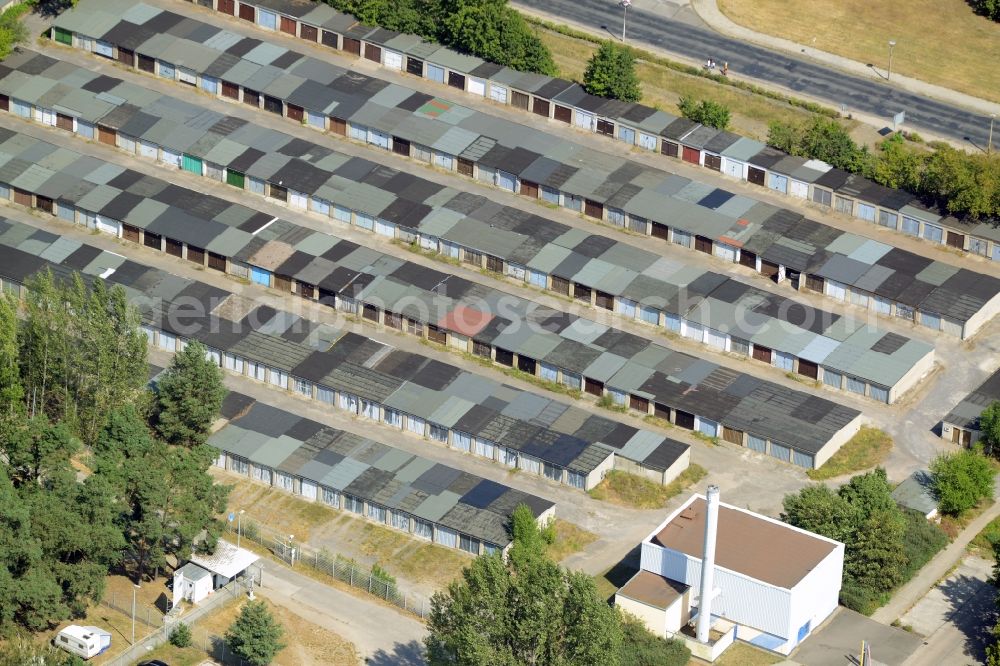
[131, 583, 139, 645]
[237, 509, 245, 549]
[887, 40, 896, 81]
[619, 0, 631, 43]
[989, 113, 996, 155]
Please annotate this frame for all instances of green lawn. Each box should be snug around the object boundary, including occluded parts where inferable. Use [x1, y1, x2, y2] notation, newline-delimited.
[589, 465, 707, 509]
[807, 427, 892, 480]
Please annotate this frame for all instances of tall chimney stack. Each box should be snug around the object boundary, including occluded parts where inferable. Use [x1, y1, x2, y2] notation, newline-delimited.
[696, 485, 721, 643]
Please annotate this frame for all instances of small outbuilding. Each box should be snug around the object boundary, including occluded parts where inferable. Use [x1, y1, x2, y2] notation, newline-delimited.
[173, 562, 214, 605]
[173, 540, 260, 606]
[892, 470, 939, 520]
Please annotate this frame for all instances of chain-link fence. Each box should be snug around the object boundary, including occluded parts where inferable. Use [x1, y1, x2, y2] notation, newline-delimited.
[100, 593, 163, 630]
[99, 576, 246, 666]
[224, 518, 431, 619]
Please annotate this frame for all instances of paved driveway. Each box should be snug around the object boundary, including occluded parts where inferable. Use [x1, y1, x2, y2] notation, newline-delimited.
[791, 608, 922, 666]
[900, 556, 996, 666]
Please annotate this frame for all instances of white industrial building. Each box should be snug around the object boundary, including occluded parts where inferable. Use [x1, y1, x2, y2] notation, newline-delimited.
[616, 488, 844, 659]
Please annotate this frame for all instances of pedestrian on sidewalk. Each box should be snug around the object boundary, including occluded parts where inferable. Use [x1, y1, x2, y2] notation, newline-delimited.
[721, 62, 728, 76]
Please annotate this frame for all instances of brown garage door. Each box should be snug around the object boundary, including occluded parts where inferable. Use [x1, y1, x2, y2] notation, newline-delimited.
[511, 91, 529, 110]
[551, 276, 570, 295]
[56, 113, 74, 131]
[946, 231, 965, 249]
[343, 38, 361, 56]
[651, 221, 669, 241]
[661, 141, 679, 158]
[675, 410, 695, 430]
[495, 347, 514, 366]
[554, 105, 572, 123]
[722, 426, 743, 445]
[704, 154, 722, 171]
[218, 0, 235, 14]
[805, 274, 825, 292]
[286, 104, 304, 122]
[243, 89, 260, 107]
[300, 24, 318, 42]
[630, 395, 650, 413]
[137, 54, 155, 73]
[330, 117, 347, 136]
[117, 48, 134, 67]
[123, 224, 140, 244]
[752, 344, 772, 364]
[187, 245, 205, 266]
[393, 137, 411, 157]
[457, 157, 474, 177]
[364, 44, 381, 62]
[584, 377, 604, 396]
[221, 80, 239, 100]
[654, 402, 671, 421]
[97, 125, 116, 145]
[797, 359, 819, 380]
[532, 98, 550, 117]
[739, 250, 757, 270]
[694, 236, 712, 254]
[584, 199, 603, 219]
[520, 180, 539, 198]
[596, 119, 614, 136]
[280, 16, 296, 35]
[747, 167, 766, 186]
[761, 260, 780, 280]
[238, 4, 254, 21]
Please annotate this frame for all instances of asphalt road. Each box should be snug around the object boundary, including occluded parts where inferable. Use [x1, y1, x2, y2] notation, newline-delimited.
[514, 0, 996, 147]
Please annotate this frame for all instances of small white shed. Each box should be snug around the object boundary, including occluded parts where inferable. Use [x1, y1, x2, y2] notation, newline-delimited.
[189, 539, 260, 590]
[54, 625, 111, 659]
[173, 562, 214, 605]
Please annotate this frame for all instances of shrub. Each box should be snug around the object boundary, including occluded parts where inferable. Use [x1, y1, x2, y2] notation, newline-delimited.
[618, 612, 690, 665]
[583, 42, 642, 102]
[931, 447, 996, 516]
[839, 582, 881, 615]
[677, 96, 730, 130]
[899, 509, 949, 581]
[169, 622, 192, 648]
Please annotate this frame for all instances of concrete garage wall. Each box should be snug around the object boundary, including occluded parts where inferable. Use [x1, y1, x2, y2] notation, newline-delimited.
[963, 289, 1000, 339]
[890, 349, 936, 404]
[812, 413, 866, 469]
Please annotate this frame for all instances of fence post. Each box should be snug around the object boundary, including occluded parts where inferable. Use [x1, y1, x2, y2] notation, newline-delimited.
[403, 594, 407, 612]
[368, 576, 372, 593]
[350, 566, 354, 586]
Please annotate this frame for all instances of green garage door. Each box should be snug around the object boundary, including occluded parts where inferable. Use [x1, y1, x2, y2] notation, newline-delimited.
[226, 169, 245, 188]
[53, 28, 73, 45]
[181, 154, 202, 175]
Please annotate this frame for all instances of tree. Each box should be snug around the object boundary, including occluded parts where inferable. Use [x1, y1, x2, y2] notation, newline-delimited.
[870, 134, 927, 192]
[225, 600, 286, 666]
[170, 622, 192, 648]
[677, 96, 730, 130]
[439, 0, 555, 75]
[0, 295, 23, 420]
[0, 6, 27, 61]
[782, 469, 908, 612]
[153, 340, 227, 448]
[766, 120, 805, 156]
[930, 447, 996, 516]
[981, 401, 1000, 456]
[583, 42, 642, 102]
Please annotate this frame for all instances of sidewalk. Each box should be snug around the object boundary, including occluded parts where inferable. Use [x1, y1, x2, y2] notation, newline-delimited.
[871, 497, 1000, 624]
[689, 0, 1000, 118]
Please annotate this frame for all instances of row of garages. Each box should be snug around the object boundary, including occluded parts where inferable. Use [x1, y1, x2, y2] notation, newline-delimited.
[111, 0, 1000, 264]
[205, 394, 556, 557]
[0, 213, 695, 488]
[0, 209, 858, 472]
[0, 51, 937, 408]
[41, 15, 1000, 340]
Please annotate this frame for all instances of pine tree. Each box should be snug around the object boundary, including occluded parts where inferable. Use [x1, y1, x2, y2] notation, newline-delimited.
[154, 340, 227, 448]
[225, 600, 286, 666]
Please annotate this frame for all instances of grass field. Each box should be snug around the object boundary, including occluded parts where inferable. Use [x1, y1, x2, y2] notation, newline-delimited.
[539, 28, 834, 140]
[588, 464, 708, 509]
[141, 597, 359, 666]
[545, 519, 599, 562]
[718, 0, 1000, 103]
[806, 427, 892, 481]
[711, 641, 784, 666]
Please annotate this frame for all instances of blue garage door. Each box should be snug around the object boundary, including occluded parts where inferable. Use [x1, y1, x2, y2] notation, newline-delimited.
[251, 266, 271, 286]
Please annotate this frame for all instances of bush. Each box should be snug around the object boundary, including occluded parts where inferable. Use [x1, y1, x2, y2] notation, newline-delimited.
[839, 582, 882, 615]
[169, 622, 192, 648]
[900, 509, 949, 581]
[931, 447, 996, 516]
[618, 612, 690, 665]
[969, 0, 1000, 21]
[371, 562, 396, 587]
[677, 96, 730, 130]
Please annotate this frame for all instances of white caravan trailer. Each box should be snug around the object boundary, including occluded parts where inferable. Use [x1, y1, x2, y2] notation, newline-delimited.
[54, 625, 112, 659]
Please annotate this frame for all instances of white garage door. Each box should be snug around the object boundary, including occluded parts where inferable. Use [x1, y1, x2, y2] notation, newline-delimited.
[723, 158, 743, 179]
[789, 180, 809, 198]
[384, 50, 403, 69]
[468, 77, 486, 96]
